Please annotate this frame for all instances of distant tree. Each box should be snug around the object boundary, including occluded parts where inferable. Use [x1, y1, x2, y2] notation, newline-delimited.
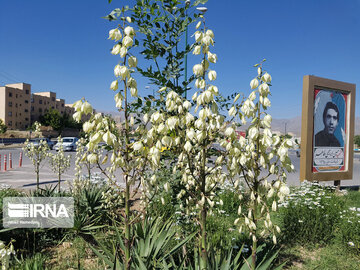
[39, 109, 82, 133]
[0, 119, 7, 134]
[354, 135, 360, 147]
[39, 108, 63, 132]
[62, 113, 83, 130]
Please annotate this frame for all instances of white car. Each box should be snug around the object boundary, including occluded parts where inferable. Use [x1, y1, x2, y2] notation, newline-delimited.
[54, 137, 79, 151]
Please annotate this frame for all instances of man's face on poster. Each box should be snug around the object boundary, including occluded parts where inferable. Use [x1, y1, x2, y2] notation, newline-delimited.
[324, 108, 338, 134]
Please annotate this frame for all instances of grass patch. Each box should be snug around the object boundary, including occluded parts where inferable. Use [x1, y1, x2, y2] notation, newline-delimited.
[281, 242, 360, 270]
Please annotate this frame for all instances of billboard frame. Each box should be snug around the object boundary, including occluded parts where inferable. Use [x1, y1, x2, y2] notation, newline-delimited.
[300, 75, 356, 182]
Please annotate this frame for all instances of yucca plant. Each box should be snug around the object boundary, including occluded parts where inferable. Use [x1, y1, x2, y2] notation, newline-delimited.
[77, 183, 107, 217]
[29, 185, 69, 197]
[91, 217, 194, 269]
[13, 253, 49, 270]
[240, 244, 286, 270]
[174, 246, 244, 270]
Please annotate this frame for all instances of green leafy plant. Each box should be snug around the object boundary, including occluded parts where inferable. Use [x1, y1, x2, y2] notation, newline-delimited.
[68, 182, 108, 239]
[39, 108, 82, 133]
[336, 191, 360, 253]
[13, 253, 49, 270]
[29, 185, 70, 197]
[279, 181, 344, 245]
[91, 217, 194, 269]
[0, 118, 7, 134]
[353, 135, 360, 147]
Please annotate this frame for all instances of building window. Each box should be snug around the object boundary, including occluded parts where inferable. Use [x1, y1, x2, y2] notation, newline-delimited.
[16, 94, 18, 98]
[52, 106, 54, 109]
[31, 106, 34, 112]
[8, 121, 12, 126]
[39, 100, 43, 104]
[25, 118, 29, 121]
[31, 97, 34, 103]
[15, 103, 18, 108]
[25, 109, 28, 113]
[9, 92, 12, 97]
[26, 90, 29, 94]
[25, 100, 29, 104]
[8, 112, 12, 116]
[52, 97, 55, 102]
[8, 102, 12, 107]
[62, 104, 64, 107]
[39, 108, 42, 113]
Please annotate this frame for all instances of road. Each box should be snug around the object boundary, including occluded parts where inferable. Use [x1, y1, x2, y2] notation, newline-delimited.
[0, 147, 359, 190]
[0, 148, 122, 190]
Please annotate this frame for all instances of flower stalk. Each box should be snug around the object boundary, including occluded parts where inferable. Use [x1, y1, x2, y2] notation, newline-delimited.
[224, 60, 294, 269]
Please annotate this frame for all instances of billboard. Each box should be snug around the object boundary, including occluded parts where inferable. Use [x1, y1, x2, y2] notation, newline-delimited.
[300, 76, 355, 182]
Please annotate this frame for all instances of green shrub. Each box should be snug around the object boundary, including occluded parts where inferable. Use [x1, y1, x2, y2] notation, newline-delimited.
[13, 252, 49, 270]
[0, 187, 24, 210]
[279, 181, 344, 245]
[29, 185, 70, 197]
[91, 217, 194, 269]
[336, 191, 360, 253]
[146, 164, 183, 219]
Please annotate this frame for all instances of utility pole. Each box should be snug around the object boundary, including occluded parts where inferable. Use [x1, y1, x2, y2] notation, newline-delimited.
[184, 0, 190, 99]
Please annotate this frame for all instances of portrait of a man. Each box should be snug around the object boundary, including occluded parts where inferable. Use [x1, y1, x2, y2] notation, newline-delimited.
[312, 88, 347, 172]
[315, 102, 340, 147]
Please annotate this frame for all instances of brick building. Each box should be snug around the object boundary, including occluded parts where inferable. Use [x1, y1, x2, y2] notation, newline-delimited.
[0, 83, 76, 130]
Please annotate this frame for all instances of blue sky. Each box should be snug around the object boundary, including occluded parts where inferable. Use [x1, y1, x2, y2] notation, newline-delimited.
[0, 0, 359, 118]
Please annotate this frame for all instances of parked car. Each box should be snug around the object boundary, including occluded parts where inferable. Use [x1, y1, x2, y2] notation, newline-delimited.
[54, 137, 79, 151]
[27, 138, 55, 150]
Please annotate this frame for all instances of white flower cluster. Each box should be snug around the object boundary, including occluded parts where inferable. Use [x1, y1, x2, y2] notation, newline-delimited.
[73, 17, 153, 210]
[49, 137, 71, 186]
[110, 24, 138, 100]
[147, 22, 226, 217]
[340, 207, 360, 224]
[279, 181, 330, 209]
[72, 99, 93, 123]
[23, 138, 49, 169]
[33, 121, 41, 133]
[72, 138, 95, 195]
[101, 185, 125, 218]
[0, 241, 15, 269]
[223, 63, 294, 244]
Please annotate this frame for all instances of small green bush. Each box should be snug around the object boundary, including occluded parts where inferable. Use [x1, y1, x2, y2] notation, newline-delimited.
[336, 191, 360, 253]
[13, 252, 49, 270]
[0, 187, 24, 210]
[279, 181, 344, 245]
[146, 164, 183, 219]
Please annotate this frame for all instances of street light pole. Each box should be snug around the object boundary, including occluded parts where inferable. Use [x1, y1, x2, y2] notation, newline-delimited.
[184, 0, 190, 99]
